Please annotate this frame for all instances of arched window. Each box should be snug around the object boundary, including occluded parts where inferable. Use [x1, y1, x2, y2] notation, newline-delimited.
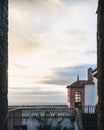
[75, 91, 82, 107]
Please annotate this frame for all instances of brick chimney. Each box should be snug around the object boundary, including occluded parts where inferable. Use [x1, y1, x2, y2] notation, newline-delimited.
[88, 68, 93, 81]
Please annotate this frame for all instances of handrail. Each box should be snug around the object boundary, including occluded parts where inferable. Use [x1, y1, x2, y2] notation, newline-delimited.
[8, 107, 23, 112]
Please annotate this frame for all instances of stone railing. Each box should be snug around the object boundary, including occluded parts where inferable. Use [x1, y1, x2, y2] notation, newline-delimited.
[7, 105, 75, 130]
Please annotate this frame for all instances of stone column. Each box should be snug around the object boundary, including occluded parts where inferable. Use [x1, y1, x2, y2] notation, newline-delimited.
[97, 0, 104, 130]
[0, 0, 8, 130]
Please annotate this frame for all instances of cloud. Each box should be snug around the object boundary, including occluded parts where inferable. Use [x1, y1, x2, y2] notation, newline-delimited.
[84, 49, 97, 56]
[9, 0, 97, 77]
[8, 83, 67, 105]
[39, 64, 96, 85]
[61, 0, 97, 8]
[63, 31, 89, 44]
[9, 89, 63, 96]
[9, 35, 42, 62]
[8, 0, 97, 105]
[9, 84, 65, 99]
[40, 0, 62, 6]
[10, 64, 28, 69]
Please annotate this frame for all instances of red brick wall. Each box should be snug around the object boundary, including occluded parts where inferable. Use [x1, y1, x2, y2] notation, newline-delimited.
[67, 87, 85, 108]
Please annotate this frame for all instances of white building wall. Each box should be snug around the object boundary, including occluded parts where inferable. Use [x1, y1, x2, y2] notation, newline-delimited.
[94, 78, 98, 103]
[85, 81, 97, 106]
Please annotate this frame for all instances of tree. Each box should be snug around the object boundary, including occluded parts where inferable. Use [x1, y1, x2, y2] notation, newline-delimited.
[97, 0, 104, 130]
[0, 0, 8, 130]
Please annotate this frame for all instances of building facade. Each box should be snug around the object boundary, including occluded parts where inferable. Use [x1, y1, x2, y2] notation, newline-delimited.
[67, 68, 97, 108]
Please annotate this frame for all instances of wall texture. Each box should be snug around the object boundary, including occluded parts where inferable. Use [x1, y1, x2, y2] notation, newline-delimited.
[0, 0, 8, 129]
[97, 0, 104, 130]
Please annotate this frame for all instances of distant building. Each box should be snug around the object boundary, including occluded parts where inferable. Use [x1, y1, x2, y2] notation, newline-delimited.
[66, 68, 97, 108]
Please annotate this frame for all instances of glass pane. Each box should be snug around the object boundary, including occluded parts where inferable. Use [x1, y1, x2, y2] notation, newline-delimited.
[75, 91, 82, 102]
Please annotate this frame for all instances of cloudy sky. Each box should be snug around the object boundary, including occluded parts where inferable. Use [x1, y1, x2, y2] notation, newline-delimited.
[8, 0, 97, 105]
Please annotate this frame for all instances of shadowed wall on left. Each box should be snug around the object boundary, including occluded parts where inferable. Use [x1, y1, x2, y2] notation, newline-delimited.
[0, 0, 8, 130]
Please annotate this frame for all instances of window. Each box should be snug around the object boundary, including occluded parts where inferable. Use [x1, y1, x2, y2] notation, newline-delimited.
[75, 91, 82, 107]
[75, 91, 82, 103]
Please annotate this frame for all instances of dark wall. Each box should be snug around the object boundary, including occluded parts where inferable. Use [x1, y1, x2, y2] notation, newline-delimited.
[0, 0, 8, 129]
[97, 0, 104, 130]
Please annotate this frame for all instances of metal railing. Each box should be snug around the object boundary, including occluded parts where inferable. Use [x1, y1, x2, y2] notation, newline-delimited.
[75, 105, 97, 130]
[82, 105, 96, 114]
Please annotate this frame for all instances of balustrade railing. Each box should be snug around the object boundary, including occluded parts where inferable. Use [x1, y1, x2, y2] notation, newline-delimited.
[7, 105, 75, 130]
[6, 105, 96, 130]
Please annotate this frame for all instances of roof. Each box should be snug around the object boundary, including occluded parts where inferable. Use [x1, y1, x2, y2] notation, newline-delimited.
[66, 79, 94, 88]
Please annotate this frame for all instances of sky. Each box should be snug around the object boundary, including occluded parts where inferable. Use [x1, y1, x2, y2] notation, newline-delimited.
[8, 0, 98, 105]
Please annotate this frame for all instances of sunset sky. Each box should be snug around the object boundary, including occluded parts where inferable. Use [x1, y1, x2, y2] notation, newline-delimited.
[8, 0, 97, 105]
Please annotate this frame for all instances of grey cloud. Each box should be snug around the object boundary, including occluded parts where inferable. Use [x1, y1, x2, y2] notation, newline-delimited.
[9, 86, 45, 93]
[84, 49, 97, 56]
[10, 0, 96, 7]
[9, 88, 63, 96]
[39, 64, 96, 85]
[60, 0, 96, 5]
